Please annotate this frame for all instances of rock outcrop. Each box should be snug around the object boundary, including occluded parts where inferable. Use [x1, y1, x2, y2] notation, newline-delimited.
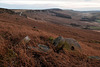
[53, 36, 81, 52]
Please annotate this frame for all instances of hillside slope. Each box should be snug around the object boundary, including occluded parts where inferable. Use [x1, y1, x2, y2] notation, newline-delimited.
[0, 8, 100, 67]
[13, 9, 100, 30]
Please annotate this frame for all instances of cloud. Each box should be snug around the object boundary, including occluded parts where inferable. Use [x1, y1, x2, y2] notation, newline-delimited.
[0, 0, 100, 5]
[0, 0, 100, 11]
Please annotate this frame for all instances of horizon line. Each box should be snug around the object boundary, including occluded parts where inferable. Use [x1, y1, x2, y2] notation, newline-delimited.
[1, 7, 100, 11]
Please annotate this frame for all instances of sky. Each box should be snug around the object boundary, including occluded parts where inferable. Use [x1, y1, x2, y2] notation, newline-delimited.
[0, 0, 100, 11]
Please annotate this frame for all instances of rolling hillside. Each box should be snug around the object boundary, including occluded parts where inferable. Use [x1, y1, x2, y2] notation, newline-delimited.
[0, 8, 100, 67]
[13, 8, 100, 30]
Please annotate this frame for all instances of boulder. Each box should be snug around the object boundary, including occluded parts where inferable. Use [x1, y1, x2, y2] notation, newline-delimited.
[38, 44, 50, 52]
[88, 56, 100, 60]
[53, 36, 81, 51]
[22, 36, 31, 43]
[14, 36, 31, 46]
[64, 38, 81, 50]
[53, 36, 65, 46]
[27, 44, 51, 53]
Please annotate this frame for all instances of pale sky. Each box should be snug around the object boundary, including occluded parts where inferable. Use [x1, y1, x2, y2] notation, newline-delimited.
[0, 0, 100, 11]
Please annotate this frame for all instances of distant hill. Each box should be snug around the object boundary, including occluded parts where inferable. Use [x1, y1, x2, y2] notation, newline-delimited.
[80, 11, 100, 13]
[12, 8, 100, 30]
[0, 8, 15, 14]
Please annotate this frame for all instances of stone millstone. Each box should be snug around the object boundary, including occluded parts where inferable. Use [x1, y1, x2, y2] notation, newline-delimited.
[53, 36, 81, 51]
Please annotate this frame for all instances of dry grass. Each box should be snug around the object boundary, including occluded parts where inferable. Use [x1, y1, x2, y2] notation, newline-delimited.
[0, 12, 100, 67]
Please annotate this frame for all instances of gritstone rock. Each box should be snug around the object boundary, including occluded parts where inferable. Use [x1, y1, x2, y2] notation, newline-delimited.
[27, 44, 51, 52]
[38, 44, 50, 52]
[88, 56, 100, 60]
[22, 36, 31, 43]
[53, 36, 81, 51]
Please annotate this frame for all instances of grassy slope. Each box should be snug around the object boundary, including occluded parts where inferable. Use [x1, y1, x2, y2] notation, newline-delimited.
[0, 11, 100, 67]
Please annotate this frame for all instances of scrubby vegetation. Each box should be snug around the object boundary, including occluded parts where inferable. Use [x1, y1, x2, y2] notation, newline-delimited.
[96, 20, 100, 23]
[89, 26, 100, 30]
[0, 8, 100, 67]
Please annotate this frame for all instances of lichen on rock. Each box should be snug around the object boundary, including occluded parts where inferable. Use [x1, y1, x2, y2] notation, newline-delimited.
[53, 36, 81, 52]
